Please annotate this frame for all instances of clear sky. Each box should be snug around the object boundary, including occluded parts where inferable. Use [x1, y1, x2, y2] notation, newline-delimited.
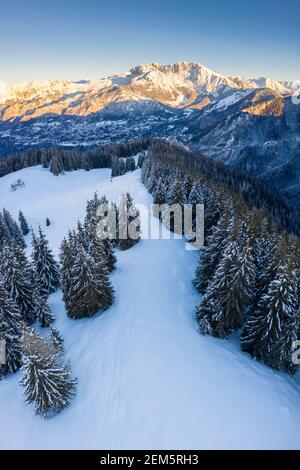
[1, 0, 299, 83]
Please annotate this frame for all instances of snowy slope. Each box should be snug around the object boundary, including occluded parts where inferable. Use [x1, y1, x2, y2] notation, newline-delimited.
[0, 166, 300, 449]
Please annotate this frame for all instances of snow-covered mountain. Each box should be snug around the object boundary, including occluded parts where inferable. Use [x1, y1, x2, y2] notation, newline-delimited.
[0, 61, 299, 219]
[0, 61, 295, 123]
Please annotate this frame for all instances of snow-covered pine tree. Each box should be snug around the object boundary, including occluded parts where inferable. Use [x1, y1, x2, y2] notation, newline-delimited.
[252, 217, 280, 301]
[34, 290, 54, 328]
[50, 327, 64, 354]
[137, 152, 146, 169]
[0, 213, 10, 248]
[152, 176, 167, 219]
[141, 158, 151, 186]
[152, 177, 166, 205]
[0, 315, 22, 379]
[20, 328, 76, 416]
[2, 208, 25, 248]
[203, 189, 223, 239]
[183, 175, 193, 200]
[269, 307, 300, 374]
[0, 280, 22, 334]
[146, 166, 160, 193]
[75, 221, 90, 252]
[167, 178, 186, 206]
[165, 178, 186, 234]
[188, 180, 204, 206]
[60, 234, 76, 313]
[0, 281, 22, 378]
[85, 194, 117, 272]
[196, 233, 256, 338]
[65, 245, 113, 319]
[93, 234, 116, 273]
[241, 249, 298, 364]
[0, 241, 36, 325]
[50, 155, 64, 176]
[85, 192, 100, 227]
[32, 227, 60, 295]
[119, 193, 141, 250]
[18, 211, 30, 236]
[193, 212, 233, 294]
[12, 240, 36, 291]
[126, 156, 136, 172]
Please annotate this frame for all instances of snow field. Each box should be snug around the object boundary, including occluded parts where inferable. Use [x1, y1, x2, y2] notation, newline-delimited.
[0, 166, 300, 449]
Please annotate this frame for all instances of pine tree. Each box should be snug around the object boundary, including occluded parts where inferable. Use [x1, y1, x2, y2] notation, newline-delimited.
[32, 228, 60, 295]
[20, 328, 76, 416]
[167, 178, 186, 206]
[203, 190, 223, 239]
[252, 218, 279, 301]
[152, 177, 166, 205]
[50, 155, 64, 176]
[85, 196, 117, 272]
[75, 221, 89, 252]
[19, 211, 30, 236]
[241, 255, 298, 364]
[50, 328, 64, 354]
[269, 308, 300, 374]
[13, 240, 36, 286]
[2, 208, 25, 248]
[197, 237, 256, 338]
[91, 230, 116, 273]
[0, 282, 22, 377]
[193, 213, 233, 294]
[188, 180, 204, 205]
[0, 315, 22, 378]
[34, 290, 55, 328]
[0, 281, 22, 334]
[0, 213, 10, 248]
[0, 241, 36, 325]
[60, 234, 76, 313]
[64, 246, 114, 319]
[119, 193, 141, 250]
[165, 178, 186, 234]
[85, 192, 101, 227]
[126, 156, 136, 172]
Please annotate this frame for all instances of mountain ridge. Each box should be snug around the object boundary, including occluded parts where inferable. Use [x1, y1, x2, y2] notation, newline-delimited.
[0, 61, 296, 123]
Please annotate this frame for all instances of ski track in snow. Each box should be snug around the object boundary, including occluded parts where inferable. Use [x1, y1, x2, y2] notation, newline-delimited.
[0, 166, 300, 449]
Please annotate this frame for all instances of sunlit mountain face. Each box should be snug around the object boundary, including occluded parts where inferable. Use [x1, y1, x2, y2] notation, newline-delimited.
[0, 61, 299, 217]
[0, 61, 296, 123]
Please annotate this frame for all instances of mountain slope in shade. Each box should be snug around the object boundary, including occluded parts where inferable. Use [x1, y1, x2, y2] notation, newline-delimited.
[0, 61, 295, 123]
[188, 88, 300, 215]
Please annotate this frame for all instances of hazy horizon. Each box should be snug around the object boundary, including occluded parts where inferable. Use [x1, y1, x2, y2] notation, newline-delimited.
[2, 59, 299, 86]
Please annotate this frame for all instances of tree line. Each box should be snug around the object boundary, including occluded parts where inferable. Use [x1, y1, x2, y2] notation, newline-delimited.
[0, 139, 150, 178]
[142, 144, 300, 375]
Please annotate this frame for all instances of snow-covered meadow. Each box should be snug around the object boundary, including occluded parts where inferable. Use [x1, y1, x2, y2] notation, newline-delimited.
[0, 166, 300, 449]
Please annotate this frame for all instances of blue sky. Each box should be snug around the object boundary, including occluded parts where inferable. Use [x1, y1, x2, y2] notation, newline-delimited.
[1, 0, 299, 83]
